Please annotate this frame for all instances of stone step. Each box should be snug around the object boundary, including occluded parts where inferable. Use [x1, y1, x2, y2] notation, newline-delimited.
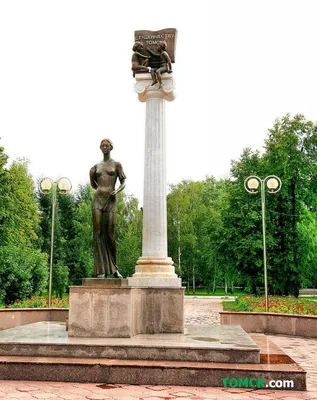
[0, 323, 260, 364]
[0, 355, 306, 390]
[0, 341, 259, 363]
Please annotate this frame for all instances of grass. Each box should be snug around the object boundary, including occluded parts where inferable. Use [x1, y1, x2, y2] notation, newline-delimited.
[222, 296, 317, 315]
[299, 296, 317, 300]
[185, 288, 249, 296]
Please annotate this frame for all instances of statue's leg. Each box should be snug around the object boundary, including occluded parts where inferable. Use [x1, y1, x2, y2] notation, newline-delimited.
[151, 69, 157, 85]
[104, 211, 118, 275]
[93, 208, 105, 277]
[156, 67, 167, 89]
[133, 65, 149, 72]
[157, 71, 162, 88]
[140, 65, 149, 72]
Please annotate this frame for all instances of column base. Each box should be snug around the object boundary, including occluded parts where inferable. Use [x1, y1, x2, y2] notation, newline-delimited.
[128, 257, 182, 288]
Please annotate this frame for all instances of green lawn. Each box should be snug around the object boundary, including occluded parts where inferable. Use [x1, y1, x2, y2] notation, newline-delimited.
[185, 288, 249, 296]
[299, 296, 317, 300]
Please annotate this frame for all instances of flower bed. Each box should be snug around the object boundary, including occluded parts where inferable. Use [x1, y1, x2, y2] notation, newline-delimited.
[221, 296, 317, 338]
[4, 296, 69, 309]
[223, 296, 317, 315]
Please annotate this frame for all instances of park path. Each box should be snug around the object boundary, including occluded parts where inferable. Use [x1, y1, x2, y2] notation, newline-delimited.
[185, 297, 223, 325]
[0, 297, 317, 399]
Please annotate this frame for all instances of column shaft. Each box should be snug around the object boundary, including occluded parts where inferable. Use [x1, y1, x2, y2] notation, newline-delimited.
[142, 98, 167, 258]
[129, 72, 181, 288]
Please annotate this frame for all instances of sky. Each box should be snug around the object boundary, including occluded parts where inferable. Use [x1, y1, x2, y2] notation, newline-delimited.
[1, 0, 316, 204]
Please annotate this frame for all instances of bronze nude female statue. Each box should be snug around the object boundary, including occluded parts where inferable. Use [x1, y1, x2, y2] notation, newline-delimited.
[90, 139, 126, 278]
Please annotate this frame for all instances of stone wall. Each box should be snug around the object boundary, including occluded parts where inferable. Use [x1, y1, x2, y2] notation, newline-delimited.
[220, 311, 317, 338]
[0, 308, 68, 330]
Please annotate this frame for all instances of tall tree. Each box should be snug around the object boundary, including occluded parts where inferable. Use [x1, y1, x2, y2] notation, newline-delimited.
[67, 184, 94, 285]
[116, 192, 142, 278]
[263, 114, 317, 295]
[0, 143, 9, 246]
[167, 180, 204, 293]
[37, 185, 76, 294]
[221, 148, 266, 294]
[1, 159, 40, 247]
[199, 177, 232, 293]
[0, 146, 48, 304]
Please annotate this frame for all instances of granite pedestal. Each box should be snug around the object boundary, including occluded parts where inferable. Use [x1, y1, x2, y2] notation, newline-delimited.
[68, 279, 184, 338]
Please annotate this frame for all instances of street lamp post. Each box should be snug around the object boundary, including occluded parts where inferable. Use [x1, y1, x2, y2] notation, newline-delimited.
[39, 177, 72, 308]
[244, 175, 282, 312]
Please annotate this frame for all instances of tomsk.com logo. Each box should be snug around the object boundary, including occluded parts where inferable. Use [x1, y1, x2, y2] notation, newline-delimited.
[222, 378, 294, 389]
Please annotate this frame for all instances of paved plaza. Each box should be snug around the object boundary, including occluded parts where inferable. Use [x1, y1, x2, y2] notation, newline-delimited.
[0, 298, 317, 399]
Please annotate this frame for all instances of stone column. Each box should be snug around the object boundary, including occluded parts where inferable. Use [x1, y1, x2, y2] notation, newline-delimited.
[128, 73, 181, 288]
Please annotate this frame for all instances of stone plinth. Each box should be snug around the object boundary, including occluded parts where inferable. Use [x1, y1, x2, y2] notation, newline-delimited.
[68, 284, 184, 338]
[82, 278, 129, 287]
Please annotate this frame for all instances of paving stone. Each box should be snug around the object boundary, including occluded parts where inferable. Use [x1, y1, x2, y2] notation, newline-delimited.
[167, 391, 196, 397]
[58, 394, 88, 400]
[31, 393, 58, 398]
[5, 393, 34, 399]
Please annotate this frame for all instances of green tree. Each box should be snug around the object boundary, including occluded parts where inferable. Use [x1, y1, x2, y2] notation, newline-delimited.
[220, 148, 266, 294]
[298, 208, 317, 288]
[1, 159, 40, 247]
[219, 114, 317, 296]
[0, 245, 48, 304]
[53, 260, 69, 298]
[199, 177, 232, 293]
[167, 180, 204, 293]
[0, 143, 9, 245]
[0, 151, 48, 304]
[67, 184, 94, 285]
[37, 187, 70, 294]
[263, 114, 317, 295]
[116, 192, 142, 278]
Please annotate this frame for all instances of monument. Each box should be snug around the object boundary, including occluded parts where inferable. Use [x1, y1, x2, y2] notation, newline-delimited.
[89, 138, 125, 279]
[68, 28, 184, 338]
[0, 29, 307, 391]
[128, 28, 181, 288]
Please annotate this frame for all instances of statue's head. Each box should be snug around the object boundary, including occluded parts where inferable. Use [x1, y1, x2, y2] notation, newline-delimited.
[157, 41, 167, 51]
[133, 42, 143, 52]
[100, 138, 113, 152]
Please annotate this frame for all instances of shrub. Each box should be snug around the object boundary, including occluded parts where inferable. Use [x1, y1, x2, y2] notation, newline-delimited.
[0, 245, 48, 304]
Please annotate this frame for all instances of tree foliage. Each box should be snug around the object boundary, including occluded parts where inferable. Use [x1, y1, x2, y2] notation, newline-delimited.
[167, 114, 317, 296]
[116, 192, 142, 277]
[1, 114, 316, 302]
[0, 143, 48, 304]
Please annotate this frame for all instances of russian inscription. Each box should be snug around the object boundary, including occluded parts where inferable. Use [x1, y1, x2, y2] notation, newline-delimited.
[134, 28, 177, 63]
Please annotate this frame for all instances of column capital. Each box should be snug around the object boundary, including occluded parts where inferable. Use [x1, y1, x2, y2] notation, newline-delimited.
[134, 73, 176, 102]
